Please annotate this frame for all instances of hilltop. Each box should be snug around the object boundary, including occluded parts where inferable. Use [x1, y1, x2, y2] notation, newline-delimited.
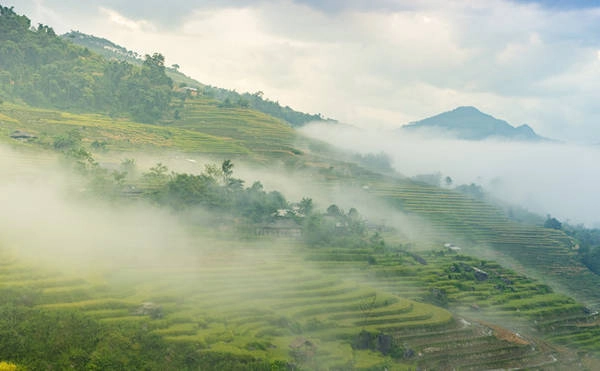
[402, 106, 548, 141]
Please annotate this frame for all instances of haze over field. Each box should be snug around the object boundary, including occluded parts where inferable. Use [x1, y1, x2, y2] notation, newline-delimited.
[301, 122, 600, 227]
[14, 0, 600, 143]
[0, 146, 197, 272]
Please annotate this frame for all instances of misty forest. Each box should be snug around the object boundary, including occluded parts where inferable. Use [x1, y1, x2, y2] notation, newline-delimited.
[1, 3, 600, 371]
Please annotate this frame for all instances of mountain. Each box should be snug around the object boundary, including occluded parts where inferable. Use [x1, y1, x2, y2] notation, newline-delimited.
[402, 106, 547, 141]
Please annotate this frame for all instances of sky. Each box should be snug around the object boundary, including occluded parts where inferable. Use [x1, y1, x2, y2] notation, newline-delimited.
[11, 0, 600, 143]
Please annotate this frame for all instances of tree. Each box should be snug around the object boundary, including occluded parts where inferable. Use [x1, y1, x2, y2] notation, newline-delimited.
[445, 176, 453, 187]
[221, 160, 234, 179]
[326, 204, 342, 217]
[143, 163, 170, 192]
[299, 197, 313, 215]
[142, 53, 172, 87]
[544, 215, 562, 230]
[53, 129, 82, 150]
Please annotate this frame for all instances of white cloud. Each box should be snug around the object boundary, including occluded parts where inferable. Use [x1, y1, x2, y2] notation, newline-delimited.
[99, 7, 156, 32]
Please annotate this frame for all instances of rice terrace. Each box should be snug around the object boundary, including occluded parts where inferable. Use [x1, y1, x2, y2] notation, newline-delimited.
[2, 2, 600, 370]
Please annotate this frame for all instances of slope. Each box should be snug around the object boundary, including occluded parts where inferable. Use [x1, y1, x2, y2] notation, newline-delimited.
[2, 100, 600, 369]
[1, 5, 599, 368]
[0, 98, 314, 163]
[61, 30, 328, 127]
[0, 225, 579, 370]
[365, 179, 600, 309]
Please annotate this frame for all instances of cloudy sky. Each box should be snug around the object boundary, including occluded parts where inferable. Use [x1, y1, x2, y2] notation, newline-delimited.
[12, 0, 600, 142]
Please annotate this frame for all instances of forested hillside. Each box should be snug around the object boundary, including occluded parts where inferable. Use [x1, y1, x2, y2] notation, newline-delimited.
[0, 7, 176, 123]
[62, 30, 329, 127]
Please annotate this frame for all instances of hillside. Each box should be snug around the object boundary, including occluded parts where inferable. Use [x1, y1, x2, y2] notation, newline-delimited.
[61, 30, 330, 127]
[1, 5, 600, 370]
[3, 100, 600, 368]
[402, 106, 547, 141]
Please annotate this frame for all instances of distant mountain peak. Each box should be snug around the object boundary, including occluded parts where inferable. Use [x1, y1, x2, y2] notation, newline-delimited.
[515, 124, 535, 135]
[402, 106, 547, 141]
[453, 106, 481, 113]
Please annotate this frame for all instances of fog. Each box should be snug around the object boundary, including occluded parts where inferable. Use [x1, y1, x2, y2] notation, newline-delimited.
[0, 146, 309, 279]
[0, 147, 200, 275]
[300, 122, 600, 228]
[0, 144, 439, 337]
[102, 150, 429, 239]
[0, 142, 448, 296]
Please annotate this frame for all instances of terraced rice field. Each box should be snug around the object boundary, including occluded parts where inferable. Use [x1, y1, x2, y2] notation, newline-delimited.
[366, 180, 600, 309]
[2, 99, 599, 368]
[0, 241, 449, 369]
[173, 99, 300, 158]
[0, 103, 255, 155]
[306, 243, 600, 357]
[3, 232, 590, 370]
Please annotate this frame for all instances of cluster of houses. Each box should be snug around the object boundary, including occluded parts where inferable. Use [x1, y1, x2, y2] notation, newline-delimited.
[444, 242, 489, 280]
[255, 205, 306, 238]
[177, 86, 199, 96]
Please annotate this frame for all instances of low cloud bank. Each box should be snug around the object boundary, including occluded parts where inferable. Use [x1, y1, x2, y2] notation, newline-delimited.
[301, 122, 600, 227]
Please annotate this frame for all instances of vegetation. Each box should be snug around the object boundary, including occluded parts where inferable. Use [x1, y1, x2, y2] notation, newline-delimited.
[62, 31, 329, 127]
[302, 206, 382, 249]
[0, 6, 169, 123]
[367, 178, 600, 311]
[0, 287, 285, 370]
[564, 224, 600, 275]
[144, 160, 290, 224]
[1, 5, 600, 370]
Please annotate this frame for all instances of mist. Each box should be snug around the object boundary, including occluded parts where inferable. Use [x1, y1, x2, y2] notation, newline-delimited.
[0, 147, 201, 275]
[300, 122, 600, 227]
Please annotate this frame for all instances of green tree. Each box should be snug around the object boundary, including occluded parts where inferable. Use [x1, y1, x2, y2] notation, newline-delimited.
[221, 159, 234, 179]
[299, 197, 313, 215]
[544, 215, 562, 230]
[326, 204, 343, 217]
